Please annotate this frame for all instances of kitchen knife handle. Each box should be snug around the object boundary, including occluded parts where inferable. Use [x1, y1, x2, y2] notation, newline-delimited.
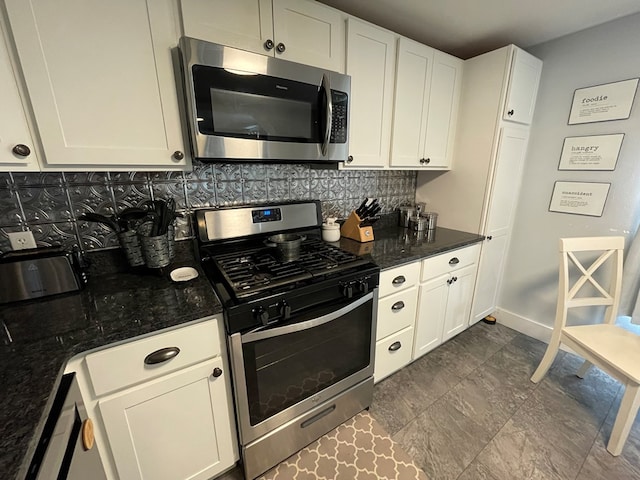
[144, 347, 180, 365]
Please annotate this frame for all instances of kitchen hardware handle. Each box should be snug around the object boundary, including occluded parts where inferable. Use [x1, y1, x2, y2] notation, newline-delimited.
[264, 39, 274, 51]
[172, 150, 184, 161]
[241, 291, 374, 343]
[452, 276, 458, 282]
[320, 73, 332, 156]
[507, 109, 514, 116]
[212, 367, 223, 378]
[144, 347, 180, 365]
[392, 275, 406, 285]
[346, 155, 354, 163]
[301, 404, 336, 429]
[12, 144, 31, 157]
[276, 42, 286, 53]
[448, 257, 460, 265]
[487, 236, 493, 240]
[388, 341, 402, 352]
[446, 278, 452, 285]
[419, 158, 431, 164]
[391, 301, 405, 311]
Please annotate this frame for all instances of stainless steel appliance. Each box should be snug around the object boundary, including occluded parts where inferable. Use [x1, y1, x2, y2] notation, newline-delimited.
[178, 37, 350, 162]
[196, 201, 379, 479]
[0, 247, 87, 304]
[24, 373, 107, 480]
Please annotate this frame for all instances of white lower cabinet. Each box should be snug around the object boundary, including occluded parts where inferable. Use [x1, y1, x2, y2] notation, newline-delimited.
[413, 244, 480, 360]
[375, 326, 414, 382]
[99, 357, 235, 480]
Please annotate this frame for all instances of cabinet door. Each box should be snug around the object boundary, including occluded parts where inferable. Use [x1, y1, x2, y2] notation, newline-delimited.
[390, 37, 434, 168]
[272, 0, 345, 72]
[180, 0, 274, 55]
[442, 264, 477, 341]
[5, 0, 188, 170]
[99, 358, 236, 480]
[0, 27, 40, 171]
[503, 47, 542, 125]
[413, 273, 448, 359]
[344, 19, 396, 169]
[420, 51, 463, 169]
[472, 126, 529, 323]
[471, 234, 508, 324]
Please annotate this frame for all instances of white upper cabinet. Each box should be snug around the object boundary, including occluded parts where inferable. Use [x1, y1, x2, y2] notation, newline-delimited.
[502, 48, 542, 124]
[344, 18, 396, 169]
[0, 24, 40, 172]
[181, 0, 345, 73]
[4, 0, 189, 171]
[391, 37, 462, 169]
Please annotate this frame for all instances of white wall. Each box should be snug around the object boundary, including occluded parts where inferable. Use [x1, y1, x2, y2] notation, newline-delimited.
[498, 13, 640, 338]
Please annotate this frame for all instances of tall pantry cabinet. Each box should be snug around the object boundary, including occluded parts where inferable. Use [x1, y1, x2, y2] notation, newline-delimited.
[415, 45, 542, 325]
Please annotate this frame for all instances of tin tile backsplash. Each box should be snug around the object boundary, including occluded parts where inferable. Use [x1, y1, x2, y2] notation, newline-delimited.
[0, 162, 416, 253]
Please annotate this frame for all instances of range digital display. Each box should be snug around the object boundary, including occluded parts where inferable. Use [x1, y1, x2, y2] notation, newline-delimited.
[252, 208, 282, 223]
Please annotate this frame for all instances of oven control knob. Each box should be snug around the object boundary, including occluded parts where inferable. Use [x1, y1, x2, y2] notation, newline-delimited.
[342, 283, 354, 299]
[253, 306, 270, 325]
[358, 280, 369, 294]
[279, 300, 292, 320]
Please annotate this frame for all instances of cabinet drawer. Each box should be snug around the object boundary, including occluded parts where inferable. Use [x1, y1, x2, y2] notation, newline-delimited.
[374, 326, 414, 383]
[86, 319, 220, 397]
[421, 244, 481, 282]
[376, 286, 418, 340]
[379, 261, 421, 297]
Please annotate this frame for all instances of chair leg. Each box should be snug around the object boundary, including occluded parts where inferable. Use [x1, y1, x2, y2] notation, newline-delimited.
[576, 360, 592, 379]
[530, 337, 561, 383]
[607, 384, 640, 456]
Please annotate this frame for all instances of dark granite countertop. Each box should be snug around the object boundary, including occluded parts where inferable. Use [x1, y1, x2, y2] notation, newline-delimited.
[0, 244, 222, 480]
[1, 222, 482, 479]
[339, 222, 485, 270]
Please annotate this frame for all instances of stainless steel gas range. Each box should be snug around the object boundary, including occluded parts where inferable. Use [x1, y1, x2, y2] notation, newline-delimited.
[195, 201, 379, 479]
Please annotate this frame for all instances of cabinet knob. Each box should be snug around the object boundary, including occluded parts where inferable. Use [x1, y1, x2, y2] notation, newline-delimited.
[388, 341, 402, 352]
[264, 39, 274, 51]
[346, 155, 353, 163]
[12, 144, 31, 157]
[447, 278, 452, 285]
[391, 301, 405, 312]
[452, 276, 458, 282]
[172, 150, 184, 161]
[487, 235, 493, 241]
[276, 42, 286, 53]
[507, 109, 514, 116]
[212, 367, 223, 378]
[419, 158, 431, 165]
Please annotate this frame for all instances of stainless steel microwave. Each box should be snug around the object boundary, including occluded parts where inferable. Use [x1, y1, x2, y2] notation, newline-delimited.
[178, 37, 350, 162]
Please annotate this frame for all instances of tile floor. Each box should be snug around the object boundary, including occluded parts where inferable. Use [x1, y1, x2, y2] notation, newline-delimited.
[371, 322, 640, 480]
[220, 322, 640, 479]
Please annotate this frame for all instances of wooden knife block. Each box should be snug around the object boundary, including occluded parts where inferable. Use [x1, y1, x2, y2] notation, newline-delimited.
[341, 211, 374, 242]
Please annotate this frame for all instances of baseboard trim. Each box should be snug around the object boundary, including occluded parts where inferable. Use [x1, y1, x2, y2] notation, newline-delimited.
[494, 308, 576, 353]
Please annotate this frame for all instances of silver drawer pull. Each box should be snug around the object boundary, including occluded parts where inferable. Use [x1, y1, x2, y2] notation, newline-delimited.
[391, 301, 405, 311]
[392, 275, 406, 285]
[144, 347, 180, 365]
[448, 257, 460, 265]
[388, 341, 402, 352]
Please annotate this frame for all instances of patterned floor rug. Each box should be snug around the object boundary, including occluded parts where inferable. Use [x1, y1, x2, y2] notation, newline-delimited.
[258, 411, 428, 480]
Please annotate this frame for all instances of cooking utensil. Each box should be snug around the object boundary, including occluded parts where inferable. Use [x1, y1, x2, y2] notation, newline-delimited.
[79, 212, 120, 232]
[265, 234, 306, 261]
[398, 206, 416, 227]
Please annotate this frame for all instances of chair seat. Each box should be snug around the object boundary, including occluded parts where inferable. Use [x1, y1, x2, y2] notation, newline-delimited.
[563, 324, 640, 384]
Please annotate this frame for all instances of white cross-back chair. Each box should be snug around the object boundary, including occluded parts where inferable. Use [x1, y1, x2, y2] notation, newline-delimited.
[531, 236, 640, 456]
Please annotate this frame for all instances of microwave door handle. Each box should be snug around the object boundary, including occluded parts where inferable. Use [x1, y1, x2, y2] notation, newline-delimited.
[320, 73, 332, 156]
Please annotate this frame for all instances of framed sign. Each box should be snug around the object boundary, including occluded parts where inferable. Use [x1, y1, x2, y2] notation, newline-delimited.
[558, 134, 624, 170]
[549, 182, 610, 217]
[568, 78, 638, 124]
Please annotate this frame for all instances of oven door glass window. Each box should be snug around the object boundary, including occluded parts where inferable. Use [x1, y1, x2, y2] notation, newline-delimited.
[192, 65, 323, 143]
[241, 298, 372, 426]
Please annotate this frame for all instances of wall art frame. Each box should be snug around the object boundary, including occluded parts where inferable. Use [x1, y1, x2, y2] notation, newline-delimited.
[568, 78, 638, 125]
[558, 133, 624, 171]
[549, 181, 610, 217]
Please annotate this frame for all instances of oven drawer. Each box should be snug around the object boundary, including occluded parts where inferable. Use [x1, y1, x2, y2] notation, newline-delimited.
[376, 286, 418, 341]
[85, 319, 220, 397]
[420, 244, 481, 282]
[374, 326, 414, 383]
[379, 262, 420, 297]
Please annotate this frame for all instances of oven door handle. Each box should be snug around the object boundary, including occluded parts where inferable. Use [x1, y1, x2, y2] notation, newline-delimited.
[241, 291, 374, 343]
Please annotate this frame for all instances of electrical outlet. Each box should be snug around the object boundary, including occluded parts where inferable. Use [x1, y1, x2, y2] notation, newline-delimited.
[8, 231, 37, 250]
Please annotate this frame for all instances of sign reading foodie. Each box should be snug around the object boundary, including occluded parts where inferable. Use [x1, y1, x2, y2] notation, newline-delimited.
[568, 78, 638, 124]
[558, 134, 624, 170]
[549, 182, 610, 217]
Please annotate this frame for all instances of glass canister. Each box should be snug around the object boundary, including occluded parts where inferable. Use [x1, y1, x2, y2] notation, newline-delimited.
[398, 206, 416, 227]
